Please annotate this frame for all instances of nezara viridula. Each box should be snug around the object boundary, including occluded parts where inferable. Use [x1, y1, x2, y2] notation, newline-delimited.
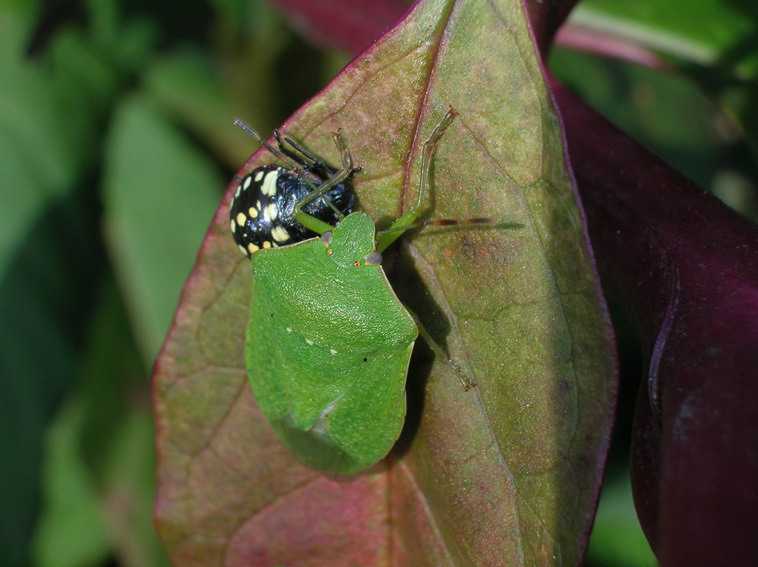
[230, 121, 359, 256]
[236, 109, 489, 474]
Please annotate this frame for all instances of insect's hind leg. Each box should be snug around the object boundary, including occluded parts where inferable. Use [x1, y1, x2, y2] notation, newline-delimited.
[404, 305, 475, 391]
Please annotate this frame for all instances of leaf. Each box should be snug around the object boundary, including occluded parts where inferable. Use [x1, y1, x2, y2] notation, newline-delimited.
[585, 471, 656, 567]
[563, 0, 758, 160]
[552, 78, 758, 565]
[102, 95, 223, 366]
[34, 272, 171, 567]
[566, 0, 756, 68]
[32, 396, 111, 567]
[0, 5, 115, 564]
[154, 0, 616, 565]
[268, 0, 412, 54]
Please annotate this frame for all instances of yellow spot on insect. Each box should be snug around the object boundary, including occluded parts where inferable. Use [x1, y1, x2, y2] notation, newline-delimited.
[248, 243, 259, 254]
[261, 171, 278, 196]
[272, 226, 290, 242]
[264, 203, 278, 221]
[236, 212, 246, 226]
[330, 349, 337, 355]
[238, 244, 247, 255]
[248, 207, 258, 218]
[262, 241, 272, 249]
[305, 339, 314, 346]
[254, 170, 264, 182]
[234, 185, 241, 198]
[243, 176, 252, 190]
[230, 219, 236, 232]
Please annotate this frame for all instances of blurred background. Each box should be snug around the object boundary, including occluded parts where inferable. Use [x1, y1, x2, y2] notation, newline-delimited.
[1, 0, 754, 566]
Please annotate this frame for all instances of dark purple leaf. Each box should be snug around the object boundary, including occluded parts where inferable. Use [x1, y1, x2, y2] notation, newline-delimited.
[266, 0, 412, 54]
[551, 78, 758, 565]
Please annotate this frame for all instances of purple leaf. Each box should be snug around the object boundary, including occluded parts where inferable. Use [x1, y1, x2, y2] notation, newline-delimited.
[551, 78, 758, 564]
[266, 0, 412, 53]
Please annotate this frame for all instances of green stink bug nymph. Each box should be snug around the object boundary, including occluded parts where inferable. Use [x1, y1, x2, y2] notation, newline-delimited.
[247, 211, 415, 473]
[237, 109, 492, 474]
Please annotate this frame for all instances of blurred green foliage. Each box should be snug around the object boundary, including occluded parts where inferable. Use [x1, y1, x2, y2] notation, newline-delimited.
[0, 1, 343, 565]
[0, 0, 754, 565]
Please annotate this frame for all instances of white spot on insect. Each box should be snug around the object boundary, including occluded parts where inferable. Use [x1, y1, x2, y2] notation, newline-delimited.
[230, 219, 236, 233]
[254, 170, 264, 182]
[234, 185, 241, 198]
[305, 339, 314, 346]
[330, 349, 337, 356]
[264, 203, 278, 221]
[248, 243, 259, 254]
[248, 206, 258, 218]
[286, 327, 292, 333]
[272, 226, 290, 242]
[261, 170, 278, 196]
[242, 176, 252, 190]
[236, 212, 246, 226]
[262, 241, 272, 249]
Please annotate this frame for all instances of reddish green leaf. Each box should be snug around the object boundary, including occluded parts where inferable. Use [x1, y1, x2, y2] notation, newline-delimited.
[154, 0, 616, 565]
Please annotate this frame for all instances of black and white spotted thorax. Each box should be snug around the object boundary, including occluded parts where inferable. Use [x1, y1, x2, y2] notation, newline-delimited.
[229, 127, 357, 257]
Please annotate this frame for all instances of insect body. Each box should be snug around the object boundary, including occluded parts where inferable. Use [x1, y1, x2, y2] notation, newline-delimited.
[230, 124, 359, 256]
[240, 109, 488, 474]
[247, 211, 415, 473]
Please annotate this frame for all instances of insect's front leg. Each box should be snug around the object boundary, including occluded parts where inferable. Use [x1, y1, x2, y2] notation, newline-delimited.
[376, 108, 459, 252]
[292, 130, 361, 228]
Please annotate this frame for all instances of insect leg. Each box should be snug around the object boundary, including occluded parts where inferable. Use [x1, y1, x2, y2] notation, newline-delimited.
[404, 305, 475, 391]
[292, 130, 361, 224]
[412, 107, 458, 217]
[274, 131, 321, 170]
[376, 108, 458, 252]
[234, 119, 302, 169]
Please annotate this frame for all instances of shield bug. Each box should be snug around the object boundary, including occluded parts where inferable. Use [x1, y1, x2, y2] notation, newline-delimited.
[229, 120, 360, 257]
[237, 109, 492, 474]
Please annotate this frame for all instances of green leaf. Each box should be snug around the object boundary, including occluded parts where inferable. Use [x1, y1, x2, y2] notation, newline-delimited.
[154, 0, 616, 565]
[0, 23, 84, 273]
[102, 96, 223, 366]
[0, 5, 115, 564]
[143, 54, 248, 167]
[569, 0, 756, 68]
[100, 408, 172, 567]
[32, 398, 111, 567]
[34, 277, 171, 567]
[566, 0, 758, 160]
[586, 471, 656, 567]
